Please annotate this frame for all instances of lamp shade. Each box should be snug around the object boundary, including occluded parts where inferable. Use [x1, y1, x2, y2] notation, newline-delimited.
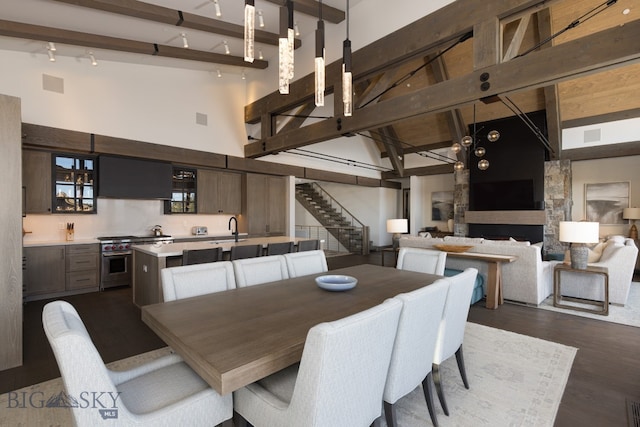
[559, 221, 599, 244]
[386, 219, 408, 234]
[623, 207, 640, 220]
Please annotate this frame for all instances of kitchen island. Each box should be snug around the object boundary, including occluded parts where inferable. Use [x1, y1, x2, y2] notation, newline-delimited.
[132, 236, 313, 306]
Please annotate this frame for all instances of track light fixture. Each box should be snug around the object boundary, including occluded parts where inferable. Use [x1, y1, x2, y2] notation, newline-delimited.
[48, 42, 56, 52]
[88, 51, 97, 66]
[314, 0, 325, 107]
[258, 10, 265, 28]
[181, 33, 189, 49]
[213, 0, 222, 17]
[294, 22, 300, 37]
[258, 49, 264, 60]
[241, 71, 246, 80]
[244, 0, 255, 63]
[342, 0, 353, 116]
[47, 45, 56, 62]
[223, 40, 230, 55]
[216, 69, 222, 78]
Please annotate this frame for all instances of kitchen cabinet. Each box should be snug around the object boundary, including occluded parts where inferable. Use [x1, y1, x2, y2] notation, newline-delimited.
[53, 154, 96, 213]
[65, 244, 99, 291]
[198, 169, 242, 214]
[241, 173, 286, 236]
[24, 245, 66, 297]
[165, 167, 197, 214]
[22, 149, 52, 213]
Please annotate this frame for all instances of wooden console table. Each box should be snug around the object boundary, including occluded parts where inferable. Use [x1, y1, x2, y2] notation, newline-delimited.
[444, 251, 517, 310]
[554, 263, 609, 315]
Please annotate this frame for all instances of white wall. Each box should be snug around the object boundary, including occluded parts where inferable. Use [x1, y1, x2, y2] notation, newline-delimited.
[570, 155, 640, 238]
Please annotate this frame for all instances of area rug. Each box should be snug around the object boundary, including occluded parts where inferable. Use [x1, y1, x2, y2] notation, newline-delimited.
[0, 323, 576, 427]
[538, 281, 640, 328]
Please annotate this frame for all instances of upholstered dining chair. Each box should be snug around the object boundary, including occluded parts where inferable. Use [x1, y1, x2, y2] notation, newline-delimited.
[396, 247, 447, 275]
[232, 255, 289, 287]
[233, 298, 403, 427]
[296, 239, 320, 252]
[182, 247, 222, 265]
[42, 300, 232, 427]
[283, 250, 328, 278]
[266, 241, 295, 255]
[432, 267, 479, 416]
[383, 278, 450, 427]
[161, 261, 236, 302]
[230, 244, 262, 260]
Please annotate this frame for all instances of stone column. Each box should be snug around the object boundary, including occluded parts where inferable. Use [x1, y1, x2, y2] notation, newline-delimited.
[544, 160, 572, 255]
[453, 169, 469, 236]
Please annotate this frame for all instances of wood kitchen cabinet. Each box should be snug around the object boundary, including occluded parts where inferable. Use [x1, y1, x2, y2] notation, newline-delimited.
[22, 149, 52, 214]
[241, 173, 286, 236]
[24, 245, 66, 297]
[65, 244, 99, 291]
[198, 169, 242, 214]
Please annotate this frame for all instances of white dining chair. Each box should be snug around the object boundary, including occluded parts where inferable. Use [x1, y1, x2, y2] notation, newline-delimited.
[233, 298, 403, 427]
[42, 300, 232, 427]
[283, 250, 328, 278]
[383, 278, 450, 427]
[161, 261, 235, 302]
[232, 255, 289, 287]
[396, 247, 447, 275]
[432, 267, 479, 416]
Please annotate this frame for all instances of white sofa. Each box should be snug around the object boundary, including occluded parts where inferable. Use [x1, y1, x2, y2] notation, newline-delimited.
[399, 235, 555, 306]
[554, 236, 638, 306]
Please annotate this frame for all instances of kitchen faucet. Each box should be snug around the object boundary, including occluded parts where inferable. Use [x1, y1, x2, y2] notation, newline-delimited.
[228, 216, 239, 242]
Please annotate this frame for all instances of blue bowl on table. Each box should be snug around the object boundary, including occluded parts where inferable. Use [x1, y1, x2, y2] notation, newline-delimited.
[315, 275, 358, 291]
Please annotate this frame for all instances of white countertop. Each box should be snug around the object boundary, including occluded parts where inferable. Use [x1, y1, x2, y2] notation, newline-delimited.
[133, 236, 310, 258]
[22, 233, 249, 248]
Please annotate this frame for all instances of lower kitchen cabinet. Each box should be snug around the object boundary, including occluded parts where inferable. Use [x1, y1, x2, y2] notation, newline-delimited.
[24, 243, 99, 301]
[241, 173, 286, 236]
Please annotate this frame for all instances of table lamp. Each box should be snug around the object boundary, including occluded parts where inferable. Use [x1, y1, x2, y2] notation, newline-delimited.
[623, 207, 640, 239]
[387, 219, 408, 249]
[559, 221, 599, 270]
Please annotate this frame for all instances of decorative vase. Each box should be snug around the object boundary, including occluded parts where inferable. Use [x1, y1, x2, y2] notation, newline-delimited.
[447, 219, 454, 233]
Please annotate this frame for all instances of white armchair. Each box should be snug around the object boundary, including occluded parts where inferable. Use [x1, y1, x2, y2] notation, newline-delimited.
[42, 300, 232, 427]
[396, 247, 447, 275]
[233, 298, 403, 427]
[432, 268, 478, 416]
[233, 255, 289, 287]
[283, 250, 328, 278]
[383, 278, 450, 427]
[161, 261, 235, 302]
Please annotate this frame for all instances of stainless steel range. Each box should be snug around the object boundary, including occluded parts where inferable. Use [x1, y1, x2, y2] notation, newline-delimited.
[98, 235, 174, 290]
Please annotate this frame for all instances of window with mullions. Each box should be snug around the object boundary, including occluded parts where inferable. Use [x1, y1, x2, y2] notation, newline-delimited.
[165, 167, 197, 214]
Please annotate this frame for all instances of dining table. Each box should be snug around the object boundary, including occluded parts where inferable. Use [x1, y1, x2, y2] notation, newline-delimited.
[141, 264, 442, 395]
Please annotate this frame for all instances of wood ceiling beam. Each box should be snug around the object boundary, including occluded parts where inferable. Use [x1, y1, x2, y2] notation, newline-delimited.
[382, 164, 454, 179]
[262, 0, 345, 24]
[245, 20, 640, 157]
[245, 0, 547, 124]
[50, 0, 300, 48]
[376, 127, 405, 177]
[0, 19, 268, 68]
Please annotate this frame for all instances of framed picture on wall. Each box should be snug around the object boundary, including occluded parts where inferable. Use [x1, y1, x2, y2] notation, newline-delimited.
[585, 182, 629, 225]
[432, 191, 454, 221]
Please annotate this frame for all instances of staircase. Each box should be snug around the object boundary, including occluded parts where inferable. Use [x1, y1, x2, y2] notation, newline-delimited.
[295, 183, 369, 255]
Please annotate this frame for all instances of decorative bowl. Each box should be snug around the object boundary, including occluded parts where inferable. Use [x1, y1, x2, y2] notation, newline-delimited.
[433, 244, 474, 253]
[315, 275, 358, 291]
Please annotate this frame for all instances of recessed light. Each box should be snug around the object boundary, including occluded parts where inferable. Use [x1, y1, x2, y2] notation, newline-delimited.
[622, 8, 630, 15]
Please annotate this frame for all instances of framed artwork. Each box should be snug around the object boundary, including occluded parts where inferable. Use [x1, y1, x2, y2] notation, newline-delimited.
[432, 191, 454, 221]
[584, 182, 629, 225]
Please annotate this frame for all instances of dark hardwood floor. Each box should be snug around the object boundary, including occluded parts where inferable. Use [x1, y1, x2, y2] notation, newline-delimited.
[2, 251, 639, 426]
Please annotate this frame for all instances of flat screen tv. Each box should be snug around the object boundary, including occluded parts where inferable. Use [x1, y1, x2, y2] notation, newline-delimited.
[98, 155, 172, 200]
[470, 179, 535, 211]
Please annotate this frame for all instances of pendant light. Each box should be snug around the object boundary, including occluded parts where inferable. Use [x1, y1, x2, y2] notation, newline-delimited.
[314, 0, 325, 106]
[342, 0, 353, 116]
[244, 0, 255, 63]
[278, 1, 294, 94]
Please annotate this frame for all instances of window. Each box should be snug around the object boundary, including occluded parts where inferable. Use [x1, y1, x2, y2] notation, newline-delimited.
[165, 167, 197, 214]
[53, 154, 96, 213]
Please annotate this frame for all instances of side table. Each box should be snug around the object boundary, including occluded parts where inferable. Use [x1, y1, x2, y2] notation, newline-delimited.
[381, 247, 399, 267]
[553, 263, 609, 315]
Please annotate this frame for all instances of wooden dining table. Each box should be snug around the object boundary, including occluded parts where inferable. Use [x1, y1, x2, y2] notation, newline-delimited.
[141, 264, 442, 395]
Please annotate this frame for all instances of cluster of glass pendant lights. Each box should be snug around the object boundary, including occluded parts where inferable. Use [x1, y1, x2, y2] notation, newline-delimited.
[451, 105, 500, 171]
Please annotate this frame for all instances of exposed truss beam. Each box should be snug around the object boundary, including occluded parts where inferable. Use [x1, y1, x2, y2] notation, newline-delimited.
[536, 8, 561, 158]
[51, 0, 302, 48]
[245, 20, 640, 157]
[262, 0, 345, 23]
[0, 19, 268, 68]
[382, 164, 453, 179]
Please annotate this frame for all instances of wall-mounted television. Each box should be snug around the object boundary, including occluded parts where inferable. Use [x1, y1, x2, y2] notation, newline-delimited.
[98, 155, 172, 200]
[470, 179, 536, 211]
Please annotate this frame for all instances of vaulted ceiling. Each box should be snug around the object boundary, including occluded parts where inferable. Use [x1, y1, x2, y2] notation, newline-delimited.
[2, 0, 639, 180]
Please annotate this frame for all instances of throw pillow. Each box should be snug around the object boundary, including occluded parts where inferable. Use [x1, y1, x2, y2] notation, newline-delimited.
[418, 232, 432, 238]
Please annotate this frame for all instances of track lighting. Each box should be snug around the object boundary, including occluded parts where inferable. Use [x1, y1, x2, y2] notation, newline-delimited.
[258, 10, 265, 28]
[213, 0, 221, 17]
[216, 69, 222, 78]
[244, 0, 255, 63]
[181, 33, 189, 49]
[223, 40, 230, 55]
[47, 46, 56, 62]
[88, 52, 97, 66]
[294, 22, 300, 37]
[48, 42, 56, 52]
[241, 71, 246, 80]
[258, 49, 264, 60]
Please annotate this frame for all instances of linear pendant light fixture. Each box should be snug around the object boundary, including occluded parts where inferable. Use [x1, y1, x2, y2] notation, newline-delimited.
[278, 0, 294, 94]
[342, 0, 353, 116]
[244, 0, 255, 63]
[314, 0, 325, 106]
